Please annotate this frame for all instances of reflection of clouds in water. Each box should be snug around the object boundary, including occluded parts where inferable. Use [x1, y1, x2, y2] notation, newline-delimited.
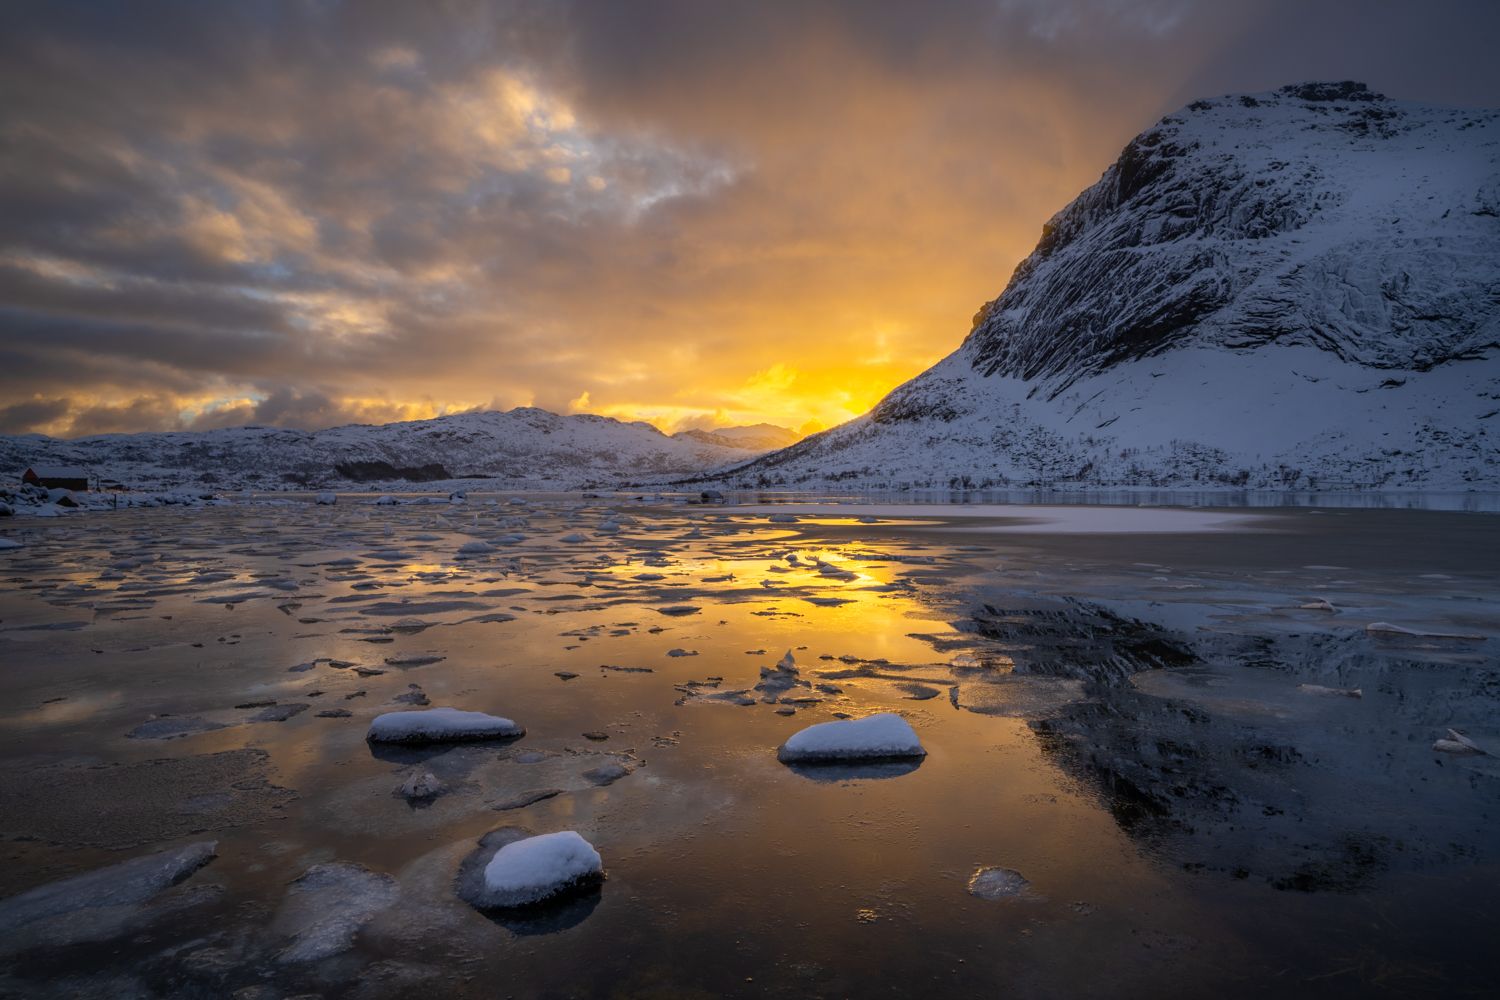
[1, 689, 126, 728]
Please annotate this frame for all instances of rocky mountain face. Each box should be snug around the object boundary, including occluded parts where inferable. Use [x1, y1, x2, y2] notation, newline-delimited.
[0, 407, 769, 491]
[720, 83, 1500, 491]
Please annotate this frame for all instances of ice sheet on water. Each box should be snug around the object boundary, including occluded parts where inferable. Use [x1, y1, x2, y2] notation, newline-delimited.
[0, 841, 217, 944]
[127, 716, 228, 739]
[272, 861, 399, 963]
[966, 866, 1035, 901]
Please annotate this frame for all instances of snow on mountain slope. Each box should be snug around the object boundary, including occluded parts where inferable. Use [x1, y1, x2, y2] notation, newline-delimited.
[0, 407, 764, 491]
[719, 83, 1500, 491]
[673, 423, 802, 452]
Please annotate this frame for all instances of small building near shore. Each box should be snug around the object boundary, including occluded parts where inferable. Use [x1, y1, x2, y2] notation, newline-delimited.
[22, 465, 90, 491]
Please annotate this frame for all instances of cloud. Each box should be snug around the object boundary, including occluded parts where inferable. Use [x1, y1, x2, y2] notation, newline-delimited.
[0, 1, 1497, 438]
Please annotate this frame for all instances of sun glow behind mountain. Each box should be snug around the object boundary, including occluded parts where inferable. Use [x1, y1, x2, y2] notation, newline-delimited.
[1, 2, 1496, 440]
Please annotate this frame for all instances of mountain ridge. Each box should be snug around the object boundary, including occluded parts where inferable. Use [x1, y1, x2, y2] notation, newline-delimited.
[715, 82, 1500, 491]
[0, 406, 789, 491]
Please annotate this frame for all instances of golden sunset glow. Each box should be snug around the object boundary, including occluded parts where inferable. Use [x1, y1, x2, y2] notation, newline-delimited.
[4, 2, 1493, 441]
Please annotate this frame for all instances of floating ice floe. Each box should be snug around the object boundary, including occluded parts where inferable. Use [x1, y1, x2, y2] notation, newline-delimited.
[457, 540, 495, 557]
[1366, 621, 1485, 640]
[768, 513, 799, 523]
[273, 862, 398, 963]
[127, 715, 228, 740]
[0, 841, 217, 943]
[0, 537, 23, 551]
[366, 708, 524, 744]
[1297, 683, 1362, 698]
[383, 652, 446, 667]
[492, 788, 564, 811]
[560, 532, 588, 543]
[315, 492, 337, 505]
[966, 866, 1034, 901]
[374, 495, 398, 505]
[474, 831, 604, 908]
[776, 712, 926, 763]
[1432, 729, 1487, 756]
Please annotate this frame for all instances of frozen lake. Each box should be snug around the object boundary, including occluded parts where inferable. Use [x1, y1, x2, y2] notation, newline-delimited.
[0, 497, 1497, 997]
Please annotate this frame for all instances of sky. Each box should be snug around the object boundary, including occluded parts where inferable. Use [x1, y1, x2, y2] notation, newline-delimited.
[2, 0, 1498, 440]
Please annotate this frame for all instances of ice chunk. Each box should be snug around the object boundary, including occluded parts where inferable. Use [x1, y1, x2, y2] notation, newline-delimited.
[0, 841, 217, 938]
[399, 770, 443, 801]
[1432, 729, 1486, 755]
[1367, 621, 1485, 640]
[249, 703, 309, 723]
[0, 537, 22, 551]
[560, 532, 588, 543]
[1297, 683, 1362, 698]
[754, 650, 807, 703]
[580, 760, 634, 786]
[272, 862, 398, 963]
[768, 513, 799, 523]
[474, 831, 603, 908]
[127, 716, 228, 740]
[315, 492, 337, 505]
[366, 707, 524, 744]
[777, 713, 926, 763]
[374, 495, 398, 505]
[967, 866, 1034, 901]
[492, 788, 564, 811]
[383, 652, 446, 667]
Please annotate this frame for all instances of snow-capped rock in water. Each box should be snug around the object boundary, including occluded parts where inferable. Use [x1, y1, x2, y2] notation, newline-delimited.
[0, 407, 789, 493]
[776, 713, 926, 763]
[366, 708, 524, 744]
[720, 83, 1500, 491]
[471, 831, 604, 909]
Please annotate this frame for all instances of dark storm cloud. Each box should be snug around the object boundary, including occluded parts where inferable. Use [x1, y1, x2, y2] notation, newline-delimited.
[0, 0, 1496, 436]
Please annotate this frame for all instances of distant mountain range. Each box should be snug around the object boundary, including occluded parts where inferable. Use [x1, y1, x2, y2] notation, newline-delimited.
[718, 82, 1500, 491]
[0, 408, 797, 491]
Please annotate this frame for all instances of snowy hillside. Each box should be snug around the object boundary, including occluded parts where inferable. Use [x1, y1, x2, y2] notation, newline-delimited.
[718, 82, 1500, 491]
[672, 423, 802, 452]
[0, 407, 769, 491]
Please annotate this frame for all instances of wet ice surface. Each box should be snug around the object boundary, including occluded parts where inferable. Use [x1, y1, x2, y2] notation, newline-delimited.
[0, 496, 1498, 997]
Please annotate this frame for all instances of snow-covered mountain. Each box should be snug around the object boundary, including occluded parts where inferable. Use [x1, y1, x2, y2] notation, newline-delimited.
[718, 82, 1500, 491]
[0, 407, 771, 491]
[672, 423, 802, 452]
